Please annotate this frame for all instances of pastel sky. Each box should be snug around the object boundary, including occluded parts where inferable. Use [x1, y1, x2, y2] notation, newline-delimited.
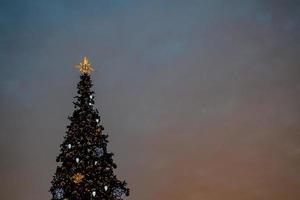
[1, 0, 300, 199]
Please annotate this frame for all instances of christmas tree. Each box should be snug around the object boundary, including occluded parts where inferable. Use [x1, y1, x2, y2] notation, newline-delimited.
[50, 57, 129, 200]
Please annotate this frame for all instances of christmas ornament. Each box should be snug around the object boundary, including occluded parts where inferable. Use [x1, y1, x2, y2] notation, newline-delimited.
[72, 173, 85, 184]
[96, 119, 99, 123]
[75, 57, 94, 74]
[76, 158, 80, 163]
[53, 188, 64, 199]
[113, 187, 125, 197]
[92, 191, 96, 197]
[104, 185, 108, 191]
[96, 128, 101, 135]
[95, 147, 104, 157]
[67, 144, 72, 149]
[90, 95, 93, 99]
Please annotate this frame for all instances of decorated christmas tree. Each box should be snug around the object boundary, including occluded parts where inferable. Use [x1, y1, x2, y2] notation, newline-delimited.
[50, 57, 129, 200]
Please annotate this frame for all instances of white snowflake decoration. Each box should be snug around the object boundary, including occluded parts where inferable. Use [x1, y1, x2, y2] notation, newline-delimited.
[53, 188, 64, 199]
[95, 147, 104, 157]
[113, 187, 125, 198]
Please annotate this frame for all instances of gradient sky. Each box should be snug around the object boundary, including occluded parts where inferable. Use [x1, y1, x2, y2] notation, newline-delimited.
[1, 0, 300, 199]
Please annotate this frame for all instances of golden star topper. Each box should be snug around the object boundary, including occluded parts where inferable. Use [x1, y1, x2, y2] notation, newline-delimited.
[75, 57, 94, 74]
[72, 173, 85, 184]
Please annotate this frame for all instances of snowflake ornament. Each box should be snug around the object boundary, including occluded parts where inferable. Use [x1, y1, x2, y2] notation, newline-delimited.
[95, 147, 104, 157]
[113, 187, 125, 198]
[53, 188, 64, 199]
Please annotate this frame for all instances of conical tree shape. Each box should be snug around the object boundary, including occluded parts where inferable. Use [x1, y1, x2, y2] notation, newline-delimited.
[50, 58, 129, 200]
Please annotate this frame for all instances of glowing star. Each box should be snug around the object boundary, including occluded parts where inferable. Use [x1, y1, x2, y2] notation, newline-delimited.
[72, 173, 85, 184]
[75, 57, 94, 74]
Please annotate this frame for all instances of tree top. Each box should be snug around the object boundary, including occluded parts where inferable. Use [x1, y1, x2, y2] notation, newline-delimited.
[75, 57, 94, 74]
